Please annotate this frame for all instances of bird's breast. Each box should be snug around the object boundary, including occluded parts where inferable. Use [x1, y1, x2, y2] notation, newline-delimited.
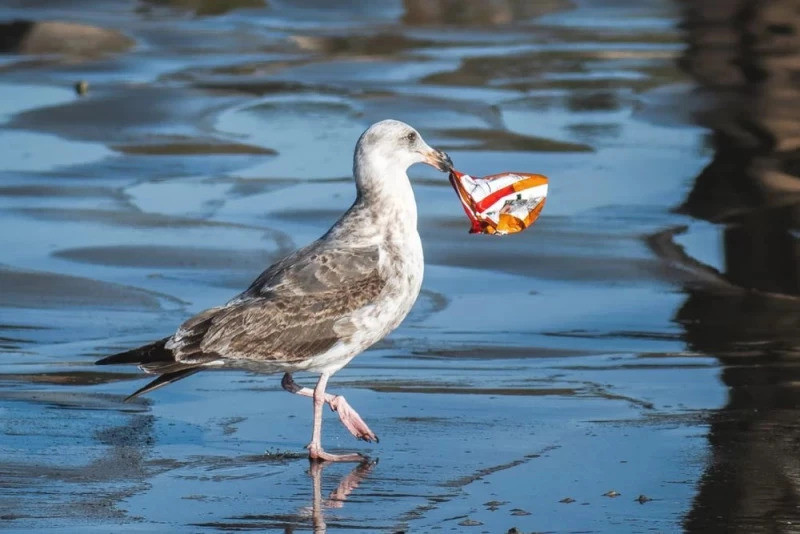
[300, 229, 422, 375]
[377, 227, 424, 326]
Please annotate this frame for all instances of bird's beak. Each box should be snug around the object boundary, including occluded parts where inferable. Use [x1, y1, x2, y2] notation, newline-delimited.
[423, 147, 453, 172]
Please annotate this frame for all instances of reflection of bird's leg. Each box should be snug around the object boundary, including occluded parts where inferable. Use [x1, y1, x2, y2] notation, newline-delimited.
[281, 373, 379, 444]
[307, 458, 377, 534]
[309, 461, 326, 534]
[325, 459, 377, 508]
[302, 373, 368, 462]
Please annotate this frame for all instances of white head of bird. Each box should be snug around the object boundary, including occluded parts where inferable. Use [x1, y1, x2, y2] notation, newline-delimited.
[352, 120, 452, 208]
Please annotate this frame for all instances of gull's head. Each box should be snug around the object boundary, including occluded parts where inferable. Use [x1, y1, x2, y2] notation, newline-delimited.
[354, 120, 453, 177]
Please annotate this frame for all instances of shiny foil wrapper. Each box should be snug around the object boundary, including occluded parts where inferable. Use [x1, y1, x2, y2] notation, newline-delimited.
[449, 170, 548, 235]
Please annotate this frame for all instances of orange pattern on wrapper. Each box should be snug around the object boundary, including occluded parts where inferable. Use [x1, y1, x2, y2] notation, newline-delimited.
[448, 170, 548, 235]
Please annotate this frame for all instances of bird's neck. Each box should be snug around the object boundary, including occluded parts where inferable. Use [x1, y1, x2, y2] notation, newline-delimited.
[354, 159, 418, 232]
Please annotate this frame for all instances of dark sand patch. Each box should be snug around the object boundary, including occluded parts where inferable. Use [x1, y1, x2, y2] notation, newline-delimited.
[263, 207, 343, 225]
[143, 0, 267, 16]
[216, 175, 351, 197]
[0, 185, 117, 198]
[12, 207, 259, 230]
[0, 389, 147, 411]
[0, 370, 139, 386]
[290, 33, 437, 56]
[356, 382, 579, 397]
[423, 46, 682, 92]
[9, 87, 245, 143]
[244, 99, 355, 117]
[405, 345, 598, 360]
[436, 127, 593, 153]
[403, 0, 569, 26]
[192, 80, 337, 96]
[113, 142, 276, 156]
[434, 249, 665, 282]
[0, 266, 172, 310]
[54, 245, 278, 270]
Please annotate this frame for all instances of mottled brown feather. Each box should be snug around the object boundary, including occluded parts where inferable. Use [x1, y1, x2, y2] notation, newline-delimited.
[165, 244, 386, 365]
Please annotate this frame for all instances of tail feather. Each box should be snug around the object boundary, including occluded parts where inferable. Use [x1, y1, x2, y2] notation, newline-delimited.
[125, 367, 202, 402]
[97, 337, 204, 400]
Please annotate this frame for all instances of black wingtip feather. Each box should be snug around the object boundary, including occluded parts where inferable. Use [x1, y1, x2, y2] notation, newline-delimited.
[96, 337, 171, 366]
[124, 367, 202, 402]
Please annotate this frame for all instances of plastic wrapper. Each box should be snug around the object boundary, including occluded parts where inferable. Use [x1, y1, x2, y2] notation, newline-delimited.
[449, 169, 548, 235]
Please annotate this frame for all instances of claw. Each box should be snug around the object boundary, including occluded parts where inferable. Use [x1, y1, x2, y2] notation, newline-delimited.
[329, 395, 379, 444]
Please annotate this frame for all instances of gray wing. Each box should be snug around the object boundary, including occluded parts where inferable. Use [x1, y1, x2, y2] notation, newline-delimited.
[166, 243, 385, 365]
[239, 239, 381, 298]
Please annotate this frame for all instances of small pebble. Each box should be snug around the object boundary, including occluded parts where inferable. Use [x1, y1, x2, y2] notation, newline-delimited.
[507, 529, 522, 534]
[603, 490, 621, 498]
[458, 518, 483, 526]
[75, 80, 89, 96]
[510, 508, 531, 516]
[635, 494, 652, 504]
[559, 497, 575, 503]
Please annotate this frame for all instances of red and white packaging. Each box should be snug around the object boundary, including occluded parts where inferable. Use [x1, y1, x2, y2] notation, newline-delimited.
[449, 170, 548, 235]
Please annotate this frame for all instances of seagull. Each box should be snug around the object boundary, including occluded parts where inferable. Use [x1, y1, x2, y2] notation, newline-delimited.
[96, 119, 453, 462]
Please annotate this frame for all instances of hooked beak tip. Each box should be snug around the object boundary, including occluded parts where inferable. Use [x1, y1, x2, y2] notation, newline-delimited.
[425, 148, 453, 172]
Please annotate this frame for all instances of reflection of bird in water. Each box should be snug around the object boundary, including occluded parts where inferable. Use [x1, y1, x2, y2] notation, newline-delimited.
[653, 0, 800, 523]
[97, 120, 453, 462]
[305, 460, 377, 534]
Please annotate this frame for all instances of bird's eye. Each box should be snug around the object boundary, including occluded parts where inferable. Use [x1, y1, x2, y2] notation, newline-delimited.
[406, 132, 417, 142]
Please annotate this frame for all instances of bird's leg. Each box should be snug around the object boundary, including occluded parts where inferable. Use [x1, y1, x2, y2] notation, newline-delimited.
[281, 373, 378, 443]
[308, 373, 328, 459]
[305, 373, 367, 462]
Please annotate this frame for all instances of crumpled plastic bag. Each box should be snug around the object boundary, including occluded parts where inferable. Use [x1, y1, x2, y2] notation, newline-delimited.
[449, 169, 548, 235]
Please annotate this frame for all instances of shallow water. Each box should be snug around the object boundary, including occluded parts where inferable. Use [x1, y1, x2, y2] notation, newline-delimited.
[1, 0, 799, 532]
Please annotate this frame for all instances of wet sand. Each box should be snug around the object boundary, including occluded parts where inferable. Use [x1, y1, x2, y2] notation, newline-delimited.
[2, 0, 796, 532]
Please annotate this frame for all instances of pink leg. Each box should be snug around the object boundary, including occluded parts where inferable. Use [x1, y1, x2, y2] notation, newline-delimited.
[282, 373, 378, 443]
[291, 373, 371, 462]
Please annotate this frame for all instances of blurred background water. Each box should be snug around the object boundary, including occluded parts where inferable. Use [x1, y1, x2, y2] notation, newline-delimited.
[1, 0, 799, 532]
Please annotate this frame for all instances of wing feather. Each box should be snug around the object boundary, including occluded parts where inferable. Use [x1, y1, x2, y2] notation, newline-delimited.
[167, 243, 386, 365]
